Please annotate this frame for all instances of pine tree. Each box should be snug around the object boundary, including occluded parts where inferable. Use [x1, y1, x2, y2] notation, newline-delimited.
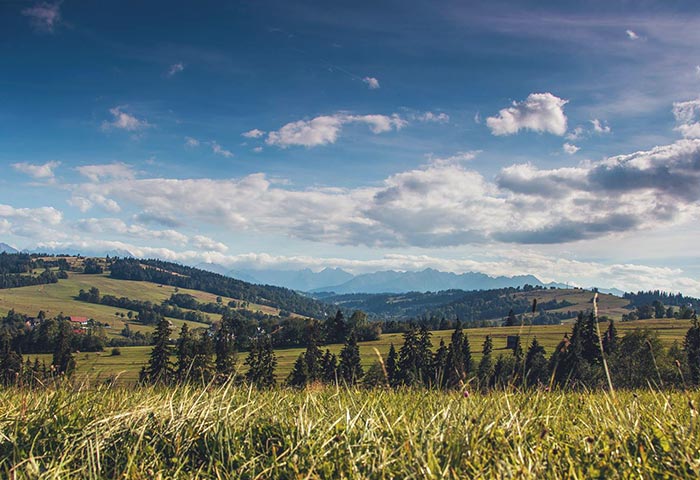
[245, 335, 276, 388]
[417, 325, 433, 386]
[524, 337, 548, 387]
[146, 316, 173, 384]
[446, 323, 466, 388]
[338, 332, 363, 385]
[53, 320, 75, 377]
[215, 316, 237, 380]
[504, 309, 518, 327]
[386, 343, 398, 387]
[397, 325, 421, 386]
[321, 349, 338, 384]
[326, 310, 346, 344]
[477, 335, 494, 388]
[0, 330, 22, 386]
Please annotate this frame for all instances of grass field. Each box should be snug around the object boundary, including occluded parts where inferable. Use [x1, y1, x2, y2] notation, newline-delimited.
[1, 384, 699, 478]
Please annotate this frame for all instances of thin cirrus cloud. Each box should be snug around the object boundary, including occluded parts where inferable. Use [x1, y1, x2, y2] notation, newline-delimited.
[166, 63, 185, 77]
[11, 161, 60, 180]
[22, 2, 61, 33]
[266, 113, 406, 148]
[242, 129, 265, 138]
[486, 93, 568, 136]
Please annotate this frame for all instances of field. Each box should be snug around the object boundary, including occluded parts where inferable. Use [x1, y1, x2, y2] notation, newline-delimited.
[1, 384, 699, 478]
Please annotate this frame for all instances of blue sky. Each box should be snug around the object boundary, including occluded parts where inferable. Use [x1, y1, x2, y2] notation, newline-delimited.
[3, 0, 700, 294]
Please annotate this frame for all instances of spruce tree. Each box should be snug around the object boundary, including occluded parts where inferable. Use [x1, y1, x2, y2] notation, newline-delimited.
[602, 319, 618, 354]
[146, 315, 173, 384]
[505, 309, 518, 327]
[304, 322, 323, 382]
[417, 325, 433, 386]
[192, 330, 215, 383]
[397, 325, 421, 386]
[386, 343, 398, 387]
[477, 335, 494, 388]
[433, 339, 449, 388]
[215, 316, 237, 380]
[684, 317, 700, 385]
[0, 330, 22, 386]
[53, 320, 75, 377]
[446, 323, 465, 388]
[176, 323, 196, 381]
[524, 337, 548, 387]
[321, 349, 338, 384]
[287, 353, 308, 387]
[245, 335, 277, 388]
[338, 332, 363, 385]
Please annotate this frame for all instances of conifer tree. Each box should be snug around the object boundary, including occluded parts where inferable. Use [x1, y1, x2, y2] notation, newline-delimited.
[245, 335, 277, 388]
[146, 316, 173, 384]
[304, 321, 323, 382]
[0, 330, 22, 385]
[477, 335, 494, 388]
[417, 325, 433, 386]
[397, 325, 421, 385]
[433, 339, 449, 388]
[338, 332, 363, 385]
[192, 330, 215, 383]
[602, 319, 618, 354]
[321, 349, 338, 384]
[215, 316, 237, 380]
[53, 319, 75, 377]
[287, 353, 308, 387]
[524, 337, 548, 387]
[176, 323, 196, 381]
[504, 309, 518, 327]
[684, 317, 700, 385]
[446, 324, 465, 388]
[385, 343, 398, 386]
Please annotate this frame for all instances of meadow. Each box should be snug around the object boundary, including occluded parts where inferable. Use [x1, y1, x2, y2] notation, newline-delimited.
[1, 383, 699, 478]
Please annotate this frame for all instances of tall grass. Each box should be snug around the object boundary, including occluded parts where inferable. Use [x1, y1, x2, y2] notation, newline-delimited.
[1, 383, 700, 478]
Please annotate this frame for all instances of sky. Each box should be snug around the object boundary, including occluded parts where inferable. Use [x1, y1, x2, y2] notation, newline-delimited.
[3, 0, 700, 294]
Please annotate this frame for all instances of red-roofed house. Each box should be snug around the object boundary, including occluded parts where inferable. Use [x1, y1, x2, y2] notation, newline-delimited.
[69, 316, 89, 326]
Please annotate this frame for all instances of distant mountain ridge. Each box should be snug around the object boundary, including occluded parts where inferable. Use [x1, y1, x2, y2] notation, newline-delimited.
[0, 243, 19, 254]
[309, 268, 567, 294]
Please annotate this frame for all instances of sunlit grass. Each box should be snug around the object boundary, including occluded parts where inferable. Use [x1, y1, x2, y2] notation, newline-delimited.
[1, 383, 699, 478]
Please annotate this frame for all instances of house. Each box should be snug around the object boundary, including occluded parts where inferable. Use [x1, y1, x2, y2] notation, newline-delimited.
[69, 316, 90, 326]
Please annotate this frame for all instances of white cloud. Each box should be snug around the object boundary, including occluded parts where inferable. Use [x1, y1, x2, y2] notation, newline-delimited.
[102, 107, 151, 131]
[75, 218, 188, 244]
[566, 126, 585, 141]
[415, 111, 450, 123]
[22, 2, 61, 33]
[211, 141, 234, 158]
[242, 129, 265, 138]
[563, 143, 580, 155]
[673, 99, 700, 138]
[487, 93, 568, 136]
[166, 63, 185, 77]
[362, 77, 380, 89]
[76, 163, 135, 182]
[591, 119, 612, 134]
[626, 29, 639, 40]
[0, 204, 62, 225]
[184, 136, 200, 147]
[11, 161, 60, 180]
[696, 66, 700, 77]
[266, 113, 406, 148]
[253, 146, 263, 153]
[428, 151, 479, 166]
[191, 235, 228, 253]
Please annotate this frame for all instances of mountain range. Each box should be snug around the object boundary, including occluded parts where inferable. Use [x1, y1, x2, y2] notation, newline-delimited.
[0, 243, 19, 254]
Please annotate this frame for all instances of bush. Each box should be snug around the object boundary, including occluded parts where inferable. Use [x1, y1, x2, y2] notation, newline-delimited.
[111, 347, 121, 356]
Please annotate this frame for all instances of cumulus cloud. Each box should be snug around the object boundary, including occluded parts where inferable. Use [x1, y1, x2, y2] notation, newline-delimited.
[166, 63, 185, 77]
[74, 218, 188, 244]
[487, 93, 568, 136]
[362, 77, 380, 89]
[22, 2, 61, 33]
[563, 143, 580, 155]
[190, 235, 228, 253]
[0, 204, 63, 238]
[102, 107, 151, 131]
[591, 119, 611, 134]
[673, 99, 700, 138]
[626, 29, 639, 40]
[266, 113, 406, 148]
[12, 161, 60, 180]
[242, 129, 265, 138]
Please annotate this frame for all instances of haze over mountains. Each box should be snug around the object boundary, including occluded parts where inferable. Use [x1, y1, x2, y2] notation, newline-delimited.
[196, 263, 569, 294]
